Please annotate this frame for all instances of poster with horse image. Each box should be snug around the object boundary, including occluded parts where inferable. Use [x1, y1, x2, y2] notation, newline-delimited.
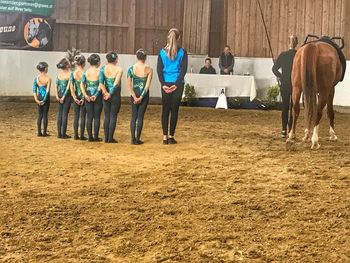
[0, 13, 54, 50]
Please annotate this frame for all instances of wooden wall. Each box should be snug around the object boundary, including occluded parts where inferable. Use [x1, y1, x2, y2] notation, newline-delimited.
[52, 0, 225, 56]
[52, 0, 350, 58]
[227, 0, 350, 59]
[135, 0, 185, 55]
[182, 0, 211, 55]
[52, 0, 184, 55]
[209, 0, 227, 57]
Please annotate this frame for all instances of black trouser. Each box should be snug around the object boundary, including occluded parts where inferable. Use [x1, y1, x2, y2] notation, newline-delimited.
[57, 95, 71, 137]
[73, 100, 86, 139]
[161, 83, 184, 136]
[103, 88, 121, 142]
[130, 93, 149, 141]
[85, 94, 102, 140]
[280, 84, 293, 132]
[37, 99, 50, 135]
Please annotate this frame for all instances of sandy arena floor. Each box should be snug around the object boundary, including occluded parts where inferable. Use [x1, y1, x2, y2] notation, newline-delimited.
[0, 101, 349, 263]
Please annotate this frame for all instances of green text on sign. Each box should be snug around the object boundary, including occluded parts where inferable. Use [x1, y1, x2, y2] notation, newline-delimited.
[0, 0, 55, 17]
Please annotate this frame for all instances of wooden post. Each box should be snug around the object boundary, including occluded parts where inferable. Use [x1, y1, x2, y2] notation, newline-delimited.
[128, 0, 136, 54]
[222, 0, 228, 47]
[183, 0, 211, 55]
[343, 0, 350, 59]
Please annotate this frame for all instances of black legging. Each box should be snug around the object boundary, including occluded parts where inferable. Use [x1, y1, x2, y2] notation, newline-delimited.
[103, 88, 121, 142]
[73, 101, 86, 139]
[37, 99, 50, 135]
[130, 93, 149, 141]
[161, 83, 184, 136]
[85, 94, 102, 141]
[280, 84, 293, 132]
[57, 95, 71, 137]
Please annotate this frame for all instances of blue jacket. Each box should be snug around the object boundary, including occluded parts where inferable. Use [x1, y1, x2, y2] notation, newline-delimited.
[157, 47, 188, 87]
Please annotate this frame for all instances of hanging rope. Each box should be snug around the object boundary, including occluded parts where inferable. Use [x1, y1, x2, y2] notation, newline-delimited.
[256, 0, 275, 63]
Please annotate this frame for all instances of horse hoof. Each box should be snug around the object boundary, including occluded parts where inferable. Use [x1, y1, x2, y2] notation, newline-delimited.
[302, 136, 310, 142]
[286, 140, 296, 151]
[311, 143, 320, 150]
[329, 135, 338, 142]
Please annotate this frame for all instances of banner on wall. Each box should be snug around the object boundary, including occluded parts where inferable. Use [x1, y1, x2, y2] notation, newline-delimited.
[0, 13, 55, 50]
[0, 0, 55, 17]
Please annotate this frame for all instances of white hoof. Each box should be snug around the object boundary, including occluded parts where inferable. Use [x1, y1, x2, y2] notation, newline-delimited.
[302, 129, 310, 142]
[288, 132, 295, 141]
[329, 135, 338, 142]
[311, 125, 320, 150]
[302, 135, 310, 142]
[286, 139, 296, 151]
[311, 143, 320, 150]
[329, 127, 337, 142]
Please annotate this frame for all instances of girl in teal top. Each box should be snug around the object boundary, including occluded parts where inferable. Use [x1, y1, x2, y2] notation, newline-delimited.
[81, 54, 102, 142]
[55, 58, 72, 139]
[99, 51, 123, 143]
[70, 54, 87, 140]
[81, 74, 100, 97]
[127, 49, 153, 145]
[33, 62, 51, 137]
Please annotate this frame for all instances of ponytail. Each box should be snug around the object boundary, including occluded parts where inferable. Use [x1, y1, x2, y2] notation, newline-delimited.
[289, 35, 298, 49]
[165, 28, 180, 60]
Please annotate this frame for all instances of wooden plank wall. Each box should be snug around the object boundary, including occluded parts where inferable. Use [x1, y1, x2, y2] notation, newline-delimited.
[52, 0, 350, 58]
[208, 0, 227, 57]
[182, 0, 212, 55]
[134, 0, 185, 55]
[227, 0, 350, 59]
[53, 0, 130, 54]
[52, 0, 184, 55]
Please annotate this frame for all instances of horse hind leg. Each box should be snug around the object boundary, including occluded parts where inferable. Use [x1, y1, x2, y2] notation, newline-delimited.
[327, 88, 337, 141]
[311, 96, 327, 150]
[329, 125, 338, 142]
[287, 101, 300, 141]
[295, 97, 310, 142]
[311, 125, 320, 149]
[302, 128, 311, 142]
[286, 87, 301, 151]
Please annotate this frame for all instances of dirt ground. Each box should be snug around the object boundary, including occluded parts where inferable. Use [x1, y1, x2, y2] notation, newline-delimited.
[0, 101, 349, 263]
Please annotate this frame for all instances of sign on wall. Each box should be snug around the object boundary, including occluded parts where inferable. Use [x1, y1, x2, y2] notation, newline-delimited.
[0, 13, 55, 50]
[0, 0, 55, 17]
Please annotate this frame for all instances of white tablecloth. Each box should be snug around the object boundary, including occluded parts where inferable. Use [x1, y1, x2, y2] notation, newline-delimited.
[185, 73, 257, 101]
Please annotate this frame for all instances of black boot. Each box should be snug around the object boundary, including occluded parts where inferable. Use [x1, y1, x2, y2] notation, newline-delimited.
[168, 137, 177, 144]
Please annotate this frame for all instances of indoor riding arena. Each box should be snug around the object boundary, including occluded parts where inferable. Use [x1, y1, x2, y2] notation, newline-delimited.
[0, 1, 349, 262]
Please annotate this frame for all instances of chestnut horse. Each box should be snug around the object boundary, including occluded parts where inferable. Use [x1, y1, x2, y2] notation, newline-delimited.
[286, 40, 343, 150]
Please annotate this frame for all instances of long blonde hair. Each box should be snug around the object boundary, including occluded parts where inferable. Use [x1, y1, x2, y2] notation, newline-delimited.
[289, 35, 298, 49]
[165, 28, 180, 60]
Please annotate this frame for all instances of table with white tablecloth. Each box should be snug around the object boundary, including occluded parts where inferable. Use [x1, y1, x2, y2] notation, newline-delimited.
[184, 73, 257, 101]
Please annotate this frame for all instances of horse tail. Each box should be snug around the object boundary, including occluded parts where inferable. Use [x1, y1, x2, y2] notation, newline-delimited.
[301, 43, 318, 131]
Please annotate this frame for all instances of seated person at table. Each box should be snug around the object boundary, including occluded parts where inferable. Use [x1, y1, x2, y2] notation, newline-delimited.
[219, 45, 235, 75]
[199, 58, 216, 75]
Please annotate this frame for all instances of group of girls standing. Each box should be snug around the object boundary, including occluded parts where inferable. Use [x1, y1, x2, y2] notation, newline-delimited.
[33, 28, 188, 145]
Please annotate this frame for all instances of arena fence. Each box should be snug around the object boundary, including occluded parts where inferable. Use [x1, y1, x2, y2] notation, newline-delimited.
[1, 49, 349, 107]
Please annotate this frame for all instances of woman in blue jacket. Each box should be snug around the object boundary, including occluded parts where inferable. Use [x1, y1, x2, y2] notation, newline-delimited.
[157, 28, 188, 145]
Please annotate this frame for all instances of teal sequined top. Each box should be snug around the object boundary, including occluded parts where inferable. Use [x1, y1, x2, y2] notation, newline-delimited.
[127, 65, 148, 97]
[56, 77, 70, 98]
[99, 66, 120, 95]
[70, 72, 83, 99]
[32, 77, 49, 102]
[81, 73, 100, 97]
